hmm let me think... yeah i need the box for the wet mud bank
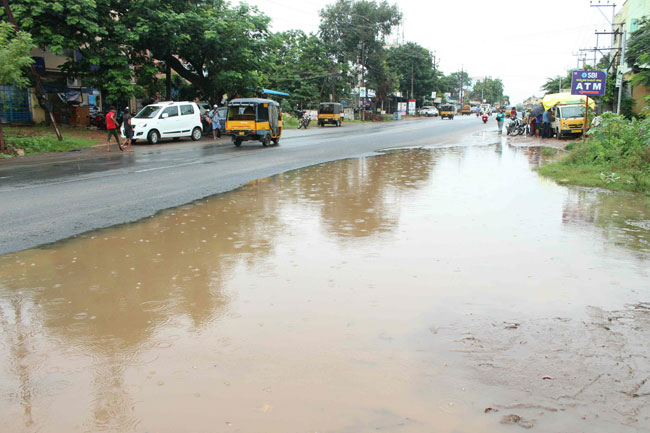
[0,142,649,432]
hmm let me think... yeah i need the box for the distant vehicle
[439,104,455,120]
[418,106,439,117]
[130,101,203,144]
[480,103,491,115]
[317,102,343,127]
[461,105,471,115]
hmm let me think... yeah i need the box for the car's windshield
[560,106,584,119]
[228,104,256,121]
[136,106,162,119]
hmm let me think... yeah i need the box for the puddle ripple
[0,146,649,432]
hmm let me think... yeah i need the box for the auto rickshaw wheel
[272,137,280,145]
[234,138,242,147]
[262,135,270,147]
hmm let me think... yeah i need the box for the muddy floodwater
[1,142,649,432]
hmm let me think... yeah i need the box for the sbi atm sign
[571,70,607,96]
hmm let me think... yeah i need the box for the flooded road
[1,138,649,432]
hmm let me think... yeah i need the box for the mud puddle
[0,144,649,432]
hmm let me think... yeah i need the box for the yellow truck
[542,93,595,139]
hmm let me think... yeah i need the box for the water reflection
[563,188,650,255]
[282,148,436,239]
[0,145,648,432]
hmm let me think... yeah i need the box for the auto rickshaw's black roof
[229,98,279,106]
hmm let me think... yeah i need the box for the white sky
[239,0,619,103]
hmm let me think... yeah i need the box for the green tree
[386,42,434,103]
[263,30,348,108]
[470,77,504,105]
[626,17,650,110]
[437,71,471,103]
[319,0,402,105]
[128,0,271,103]
[541,71,572,94]
[9,0,271,105]
[0,22,34,152]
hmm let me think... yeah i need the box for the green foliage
[319,0,401,105]
[470,77,504,105]
[626,17,650,72]
[0,22,34,87]
[5,133,96,154]
[263,30,345,107]
[385,42,434,102]
[543,113,650,192]
[541,71,572,94]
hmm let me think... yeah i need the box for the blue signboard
[571,70,607,96]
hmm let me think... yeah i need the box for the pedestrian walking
[122,107,133,152]
[496,109,505,134]
[542,108,552,138]
[209,104,221,140]
[105,108,121,152]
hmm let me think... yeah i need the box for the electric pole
[459,65,464,108]
[616,28,626,114]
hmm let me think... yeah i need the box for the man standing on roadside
[105,108,120,152]
[542,108,552,138]
[122,107,133,152]
[496,109,505,134]
[210,104,221,140]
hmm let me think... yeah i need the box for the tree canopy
[2,0,507,112]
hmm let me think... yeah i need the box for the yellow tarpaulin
[542,93,596,110]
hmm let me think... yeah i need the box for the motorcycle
[481,114,488,124]
[507,118,526,136]
[295,110,311,129]
[90,111,106,129]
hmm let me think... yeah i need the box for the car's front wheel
[147,130,160,144]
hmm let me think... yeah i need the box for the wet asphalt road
[0,116,487,254]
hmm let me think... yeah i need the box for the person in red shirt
[105,108,121,152]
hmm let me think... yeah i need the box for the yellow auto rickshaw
[439,104,455,120]
[225,98,282,147]
[317,102,343,127]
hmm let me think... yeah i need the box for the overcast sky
[238,0,619,103]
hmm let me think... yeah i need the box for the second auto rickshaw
[317,102,343,127]
[225,98,283,147]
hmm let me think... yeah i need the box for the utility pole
[459,65,464,108]
[410,64,414,103]
[2,0,62,141]
[616,28,626,114]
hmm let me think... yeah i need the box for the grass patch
[1,124,104,156]
[536,113,650,193]
[537,163,642,192]
[282,116,300,130]
[4,132,98,155]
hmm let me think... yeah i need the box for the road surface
[0,116,487,254]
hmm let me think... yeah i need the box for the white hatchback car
[129,101,203,144]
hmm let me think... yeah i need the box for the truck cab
[550,104,585,139]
